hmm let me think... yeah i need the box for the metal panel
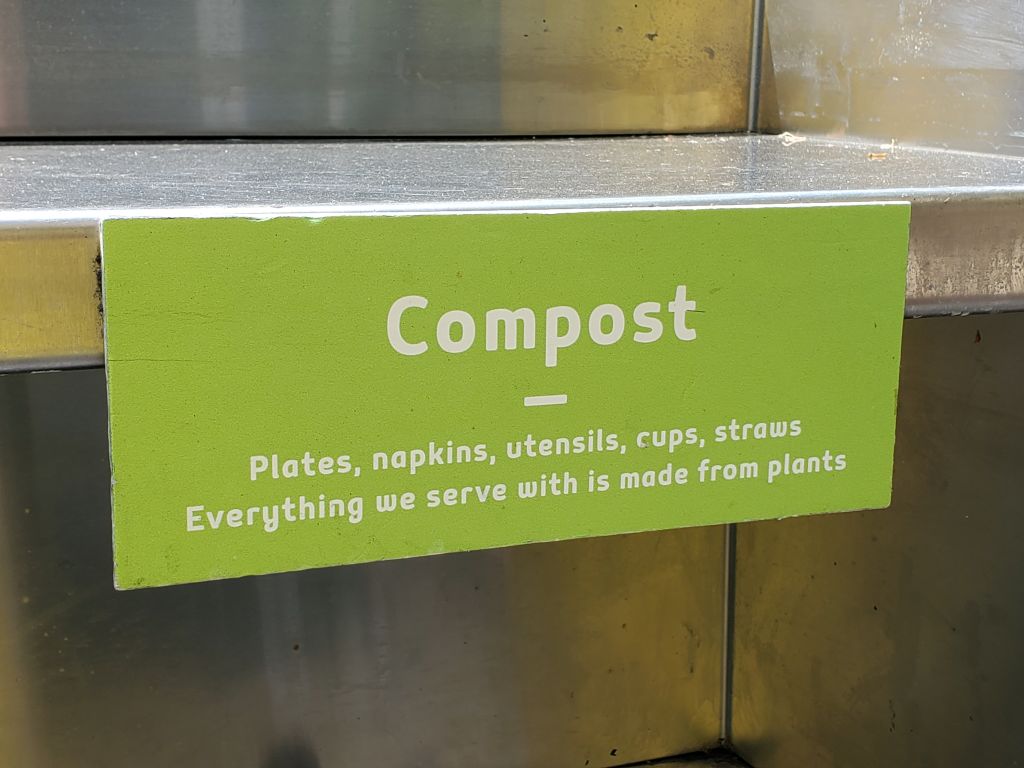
[731,312,1024,767]
[2,135,1023,370]
[0,368,723,767]
[766,0,1024,155]
[0,0,753,137]
[0,228,101,370]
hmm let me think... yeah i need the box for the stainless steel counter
[2,134,1024,371]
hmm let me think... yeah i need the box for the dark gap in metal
[612,746,752,767]
[0,130,752,145]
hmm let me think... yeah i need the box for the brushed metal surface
[0,368,723,766]
[767,0,1024,155]
[2,134,1023,370]
[731,312,1024,767]
[0,0,752,137]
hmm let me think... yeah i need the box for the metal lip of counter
[2,133,1023,372]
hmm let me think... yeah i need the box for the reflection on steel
[767,0,1024,154]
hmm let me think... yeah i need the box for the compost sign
[103,205,909,588]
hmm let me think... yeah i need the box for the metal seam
[720,523,737,744]
[745,0,766,132]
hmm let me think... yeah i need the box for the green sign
[103,205,909,588]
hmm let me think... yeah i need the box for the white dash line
[524,394,568,407]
